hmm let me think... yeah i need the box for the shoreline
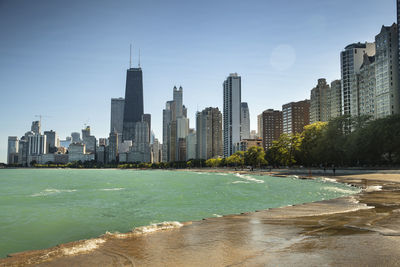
[1,169,400,266]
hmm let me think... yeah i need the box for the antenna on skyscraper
[138,48,141,67]
[129,44,132,68]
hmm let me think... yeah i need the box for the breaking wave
[104,221,183,239]
[234,173,264,184]
[323,186,359,195]
[30,189,77,197]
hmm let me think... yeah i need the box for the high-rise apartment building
[341,42,376,116]
[261,109,283,151]
[108,130,119,163]
[186,129,197,160]
[282,100,310,134]
[196,107,223,160]
[358,54,376,117]
[7,136,19,164]
[223,73,241,157]
[329,80,342,119]
[257,114,263,138]
[123,67,144,142]
[110,97,124,134]
[142,114,151,142]
[240,102,250,140]
[28,134,47,156]
[310,79,330,123]
[375,24,399,118]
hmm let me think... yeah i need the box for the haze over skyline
[0,0,396,163]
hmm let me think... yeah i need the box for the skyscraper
[123,67,144,142]
[329,80,342,119]
[375,24,399,118]
[223,73,241,157]
[310,79,330,123]
[44,130,58,153]
[196,107,223,160]
[261,109,283,151]
[357,54,376,117]
[142,113,151,142]
[282,100,310,135]
[341,42,375,116]
[240,102,250,140]
[110,97,124,134]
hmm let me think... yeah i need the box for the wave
[323,186,358,195]
[364,185,382,192]
[61,238,105,256]
[104,221,183,239]
[231,181,250,184]
[30,188,77,197]
[234,173,264,184]
[99,188,125,191]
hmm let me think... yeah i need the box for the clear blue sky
[0,0,396,163]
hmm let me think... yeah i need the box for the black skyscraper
[123,67,144,141]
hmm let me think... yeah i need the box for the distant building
[375,24,399,118]
[110,97,125,134]
[282,100,310,134]
[358,54,376,117]
[68,143,94,163]
[82,126,96,154]
[44,130,58,153]
[223,73,241,157]
[71,132,81,143]
[310,79,330,124]
[257,114,263,139]
[235,138,263,152]
[329,80,342,119]
[128,121,151,163]
[108,130,119,163]
[98,138,107,146]
[240,102,250,139]
[142,114,151,142]
[341,42,376,116]
[96,145,106,164]
[31,121,41,134]
[119,140,132,154]
[28,134,47,156]
[250,130,257,139]
[151,138,161,163]
[196,107,223,160]
[261,109,283,151]
[123,67,144,142]
[7,136,19,164]
[186,129,197,160]
[18,137,28,166]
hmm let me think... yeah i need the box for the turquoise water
[0,169,359,258]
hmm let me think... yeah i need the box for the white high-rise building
[110,98,125,134]
[240,102,250,140]
[341,42,376,117]
[223,73,241,157]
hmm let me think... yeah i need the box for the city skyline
[0,0,397,163]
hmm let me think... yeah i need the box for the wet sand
[2,169,400,266]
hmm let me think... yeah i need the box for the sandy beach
[1,169,400,266]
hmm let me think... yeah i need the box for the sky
[0,0,396,163]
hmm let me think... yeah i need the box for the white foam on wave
[100,188,125,191]
[61,238,105,256]
[232,181,250,184]
[321,177,338,183]
[323,186,358,195]
[132,221,183,234]
[213,214,222,217]
[234,173,264,184]
[364,185,382,192]
[30,188,77,197]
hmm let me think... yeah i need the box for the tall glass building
[122,68,144,142]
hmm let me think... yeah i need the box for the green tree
[226,151,245,167]
[244,146,267,168]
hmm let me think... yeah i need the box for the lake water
[0,169,359,258]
